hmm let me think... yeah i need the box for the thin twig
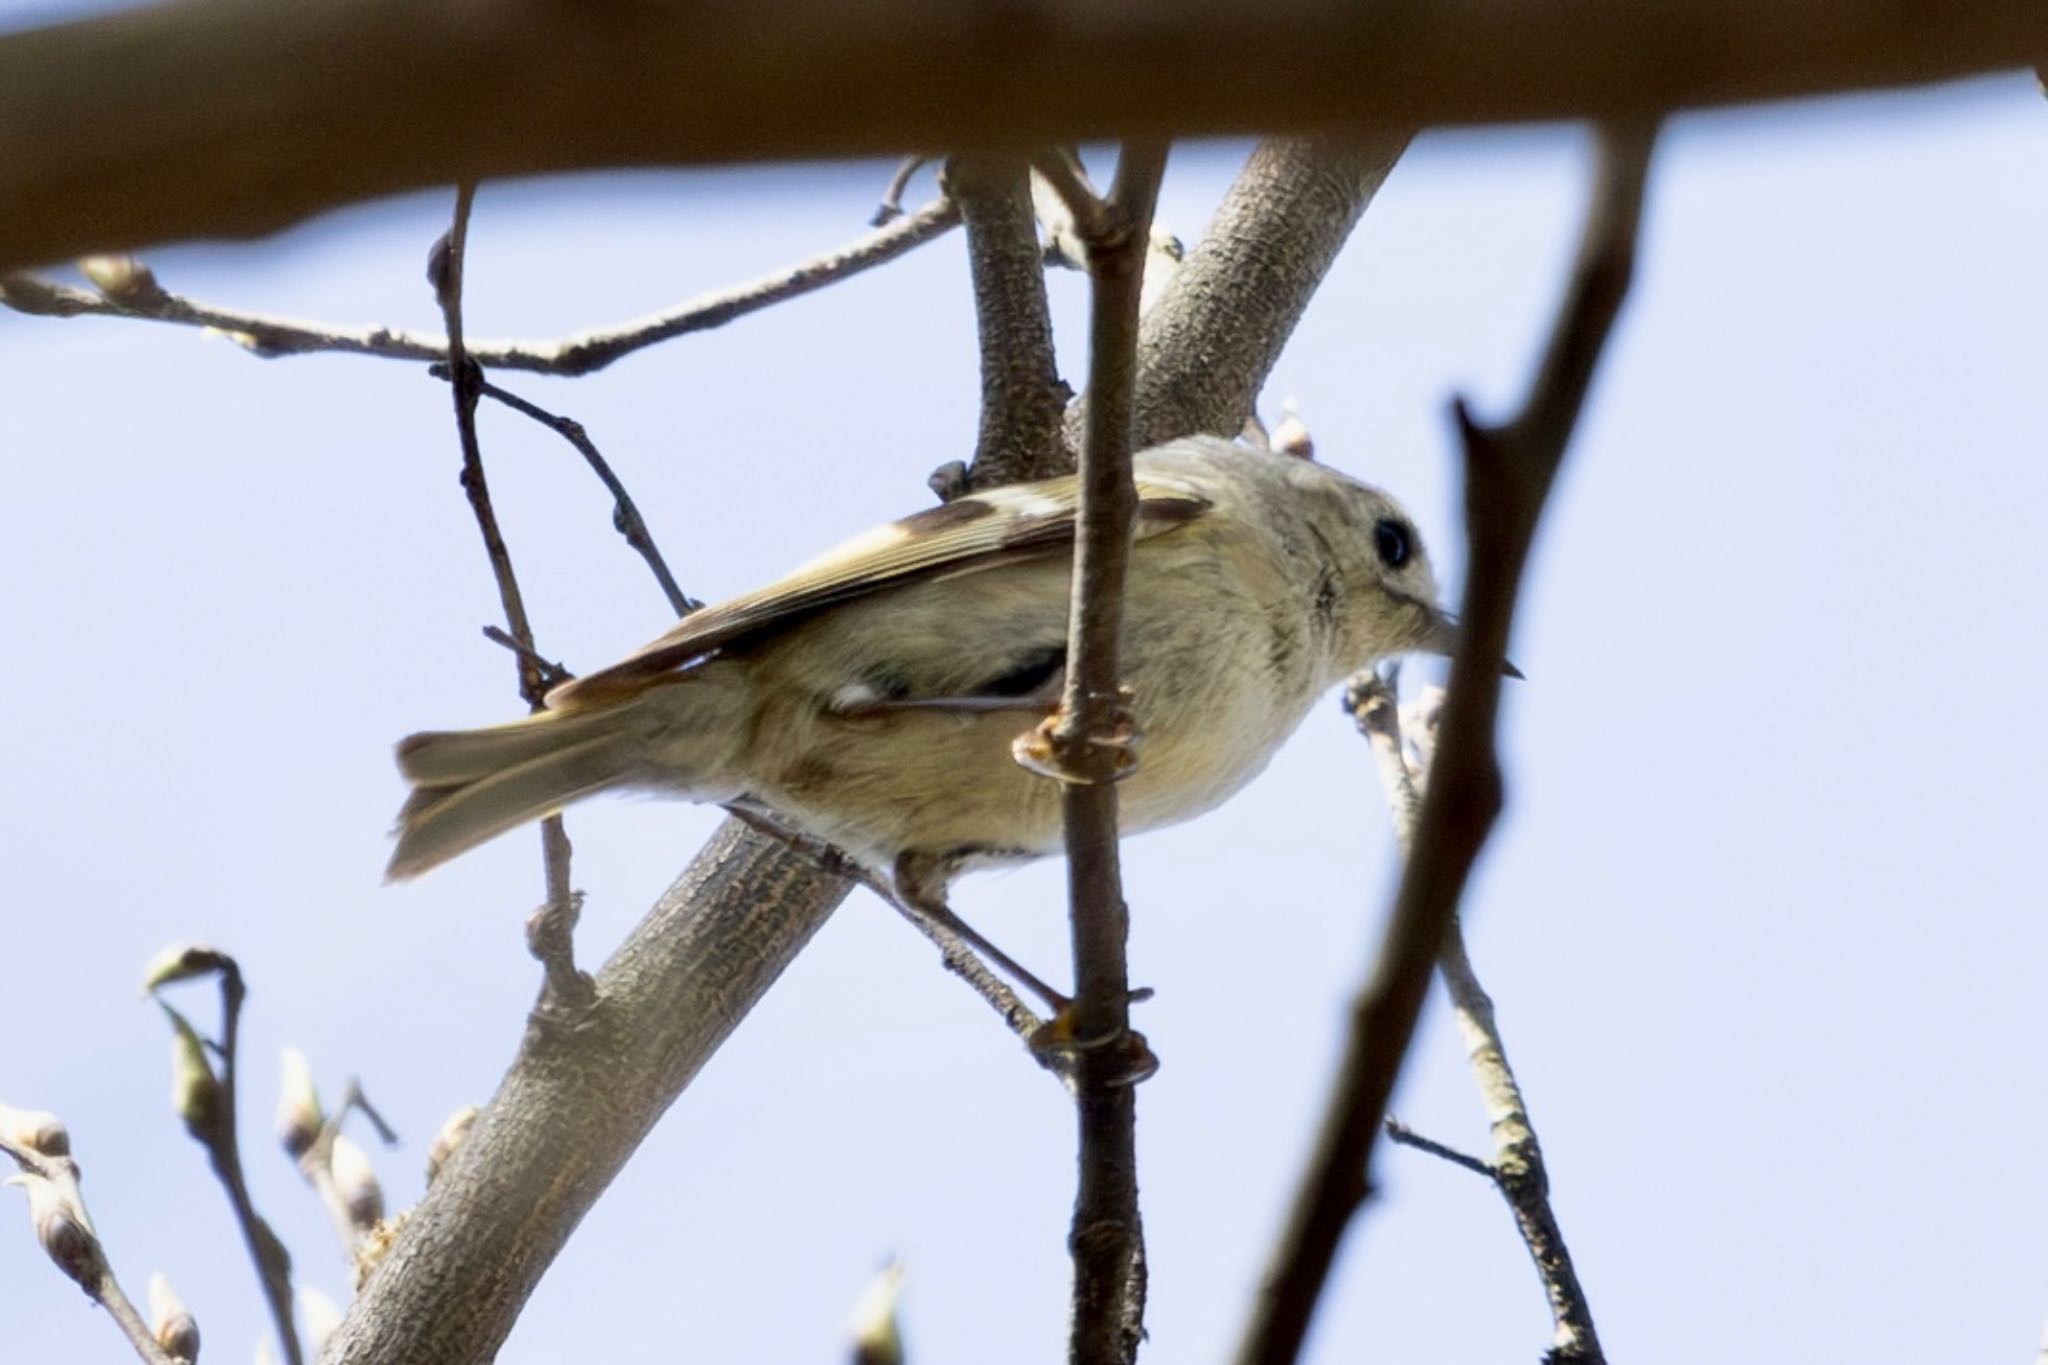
[481,625,573,688]
[1382,1119,1495,1180]
[1,1133,182,1365]
[0,196,961,375]
[1023,141,1170,1365]
[1234,123,1656,1365]
[945,153,1072,493]
[431,185,592,1019]
[887,896,1053,1051]
[452,372,699,615]
[184,963,303,1365]
[870,156,931,226]
[296,1078,400,1257]
[207,965,301,1365]
[720,806,1053,1052]
[1439,931,1604,1360]
[140,949,301,1365]
[1352,673,1606,1362]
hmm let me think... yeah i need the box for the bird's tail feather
[388,707,643,880]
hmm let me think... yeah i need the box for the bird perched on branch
[387,435,1458,900]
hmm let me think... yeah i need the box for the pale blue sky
[2,30,2044,1365]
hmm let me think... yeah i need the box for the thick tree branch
[1234,123,1656,1365]
[947,153,1073,492]
[1352,675,1605,1363]
[1021,143,1169,1365]
[0,0,2036,267]
[0,196,961,374]
[1128,136,1409,446]
[327,820,852,1365]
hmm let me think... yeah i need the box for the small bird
[388,435,1457,898]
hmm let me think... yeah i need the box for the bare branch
[946,154,1072,492]
[1234,123,1657,1365]
[480,626,573,689]
[887,892,1054,1049]
[0,1127,183,1365]
[1437,928,1605,1360]
[294,1078,400,1261]
[326,820,852,1365]
[460,374,700,616]
[1352,674,1606,1363]
[0,0,2034,266]
[1014,142,1170,1365]
[432,186,593,1021]
[1381,1119,1494,1181]
[143,948,303,1365]
[721,807,1056,1051]
[0,196,961,374]
[870,156,933,226]
[1134,136,1409,446]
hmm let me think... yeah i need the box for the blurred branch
[431,186,594,1021]
[1234,123,1657,1365]
[946,153,1072,493]
[326,819,853,1365]
[0,1121,181,1365]
[142,946,302,1365]
[291,1076,400,1262]
[1352,675,1605,1363]
[1021,142,1170,1365]
[0,0,2035,266]
[0,197,961,374]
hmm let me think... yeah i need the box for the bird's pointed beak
[1419,606,1522,679]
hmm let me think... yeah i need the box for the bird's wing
[546,470,1213,708]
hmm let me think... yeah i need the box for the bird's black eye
[1373,517,1412,569]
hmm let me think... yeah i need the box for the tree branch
[143,946,302,1365]
[432,186,593,1020]
[326,820,852,1365]
[459,374,700,616]
[0,0,2035,267]
[1020,142,1169,1365]
[1351,674,1605,1363]
[1233,123,1657,1365]
[2,1118,185,1365]
[0,196,961,374]
[1128,135,1409,446]
[333,112,1390,1365]
[945,153,1072,493]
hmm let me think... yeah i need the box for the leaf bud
[148,1271,201,1362]
[275,1048,323,1161]
[329,1134,384,1230]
